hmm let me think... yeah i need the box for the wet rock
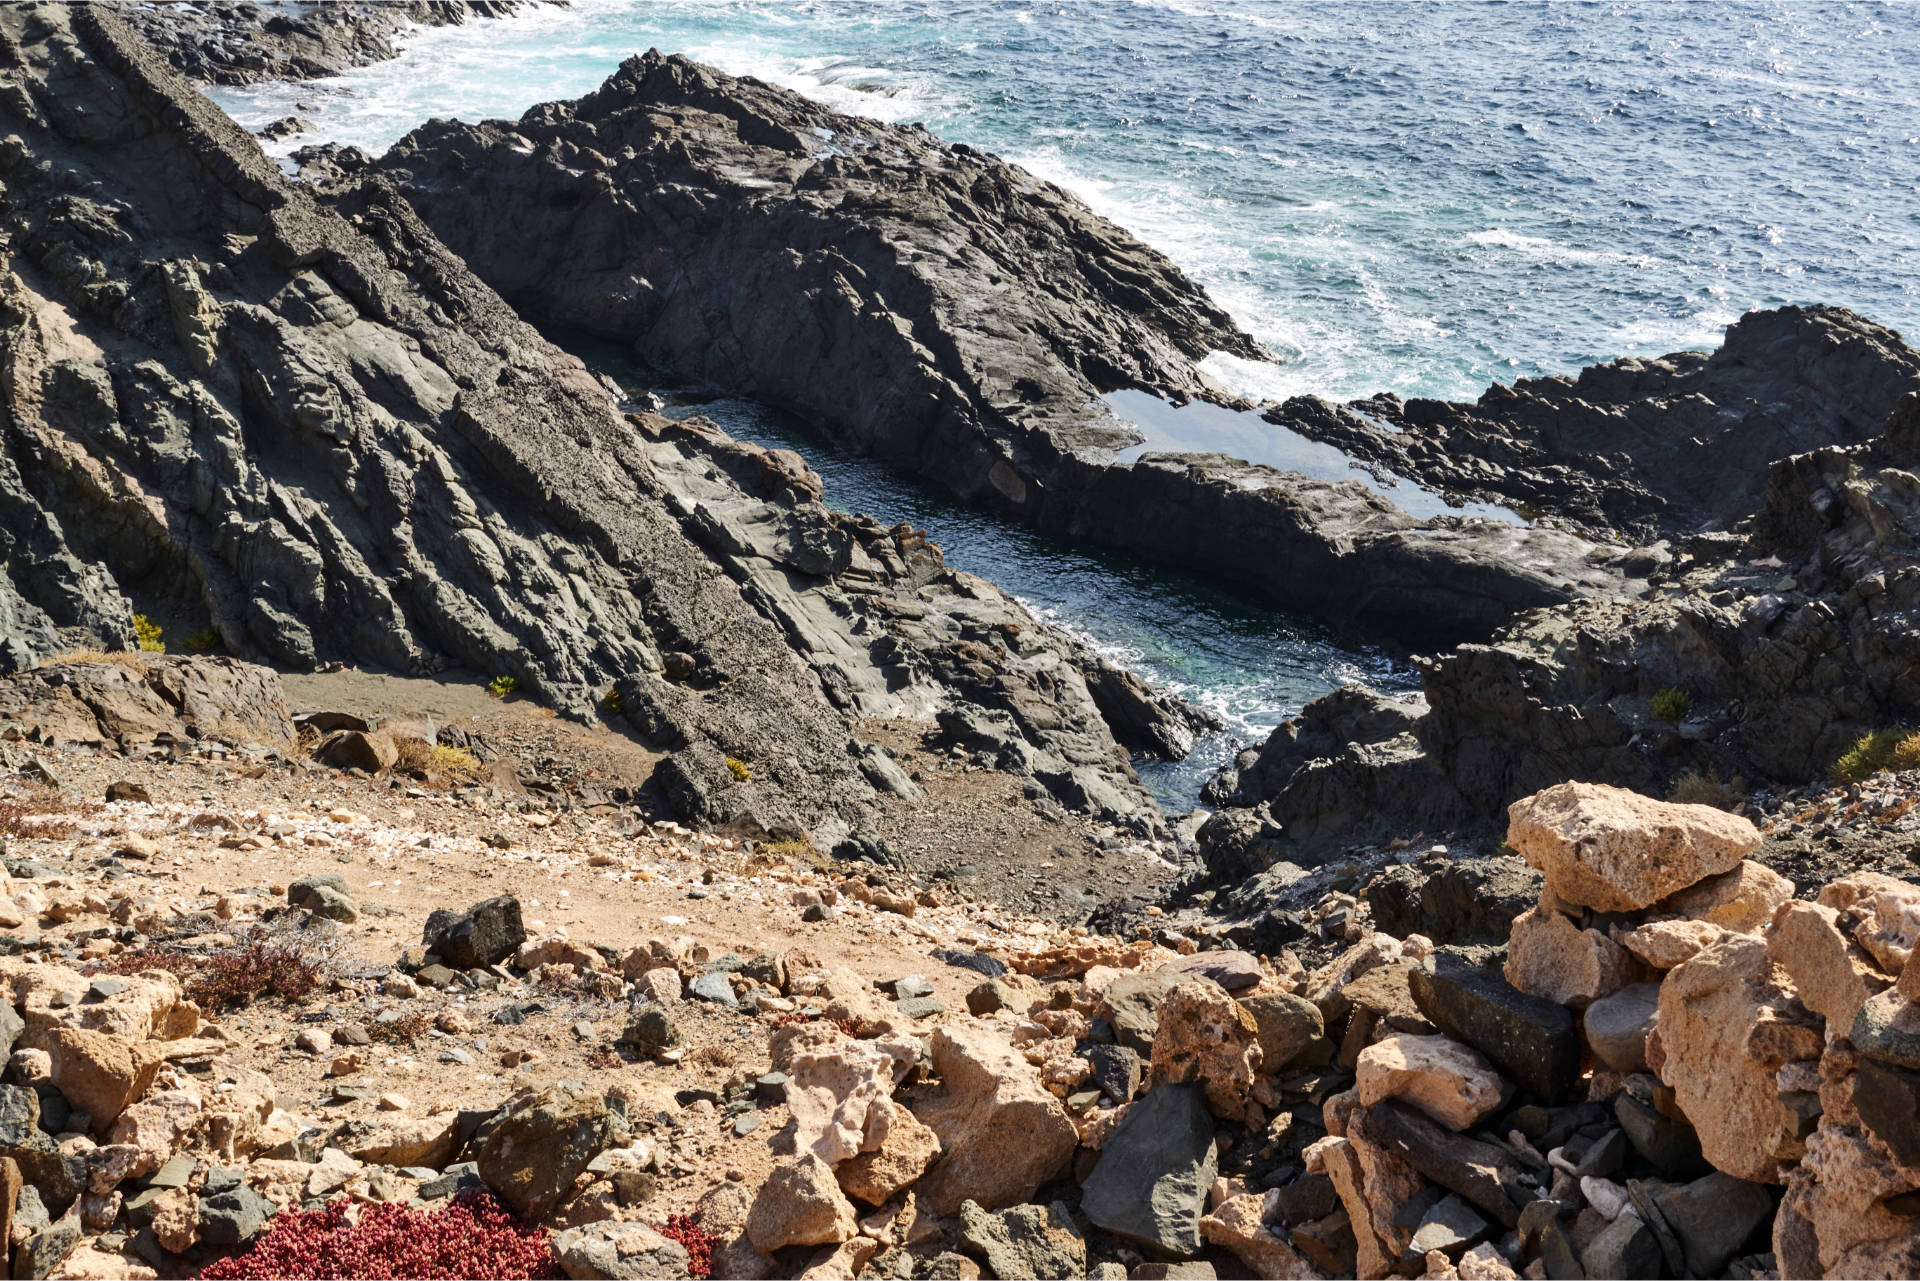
[1355,1033,1508,1132]
[478,1085,622,1216]
[908,1025,1077,1215]
[956,1199,1086,1280]
[1505,782,1761,912]
[1581,983,1660,1074]
[746,1153,857,1252]
[1082,1082,1216,1258]
[424,896,526,971]
[1410,953,1580,1104]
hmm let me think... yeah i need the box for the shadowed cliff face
[0,4,1188,848]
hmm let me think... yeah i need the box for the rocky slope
[362,52,1651,649]
[1264,306,1920,542]
[0,681,1912,1281]
[114,1,531,88]
[0,2,1196,859]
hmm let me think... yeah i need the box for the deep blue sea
[210,0,1920,807]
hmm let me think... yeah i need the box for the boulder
[1645,1171,1776,1277]
[907,1025,1076,1216]
[1505,782,1760,912]
[957,1199,1086,1280]
[1161,951,1264,993]
[479,1085,622,1215]
[554,1221,693,1280]
[1655,859,1793,934]
[745,1153,858,1252]
[1657,934,1815,1182]
[1614,917,1728,969]
[1355,1034,1507,1131]
[45,1029,164,1133]
[1410,954,1579,1104]
[621,1009,682,1058]
[1198,1191,1322,1279]
[835,1104,939,1206]
[1817,872,1920,976]
[342,1115,459,1169]
[1081,1082,1216,1258]
[1581,983,1660,1074]
[1768,900,1889,1036]
[782,1037,916,1164]
[319,729,399,774]
[1148,981,1263,1123]
[1237,991,1324,1074]
[1502,900,1638,1008]
[423,896,526,971]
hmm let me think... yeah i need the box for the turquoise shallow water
[207,1,1920,806]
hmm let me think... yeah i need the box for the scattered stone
[909,1025,1077,1216]
[1085,1043,1141,1103]
[1503,900,1638,1008]
[687,972,739,1009]
[477,1084,621,1216]
[1098,970,1188,1057]
[1199,1190,1321,1279]
[1162,950,1263,992]
[105,782,151,803]
[554,1221,693,1280]
[1238,990,1326,1074]
[197,1184,274,1246]
[1355,1033,1508,1131]
[1082,1081,1216,1257]
[837,1106,939,1207]
[957,1199,1086,1280]
[423,896,526,971]
[1582,983,1661,1074]
[1149,980,1263,1123]
[746,1153,858,1252]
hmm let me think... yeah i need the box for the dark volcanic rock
[376,51,1647,649]
[0,4,1174,848]
[424,896,525,971]
[1080,1081,1216,1258]
[1267,305,1920,541]
[1409,952,1580,1105]
[117,1,527,87]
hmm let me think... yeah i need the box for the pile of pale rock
[721,781,1920,1281]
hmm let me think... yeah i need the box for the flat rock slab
[1506,782,1760,912]
[1410,954,1579,1105]
[1082,1082,1216,1258]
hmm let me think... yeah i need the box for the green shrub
[1649,687,1691,722]
[725,756,752,782]
[133,614,165,653]
[1830,728,1920,784]
[488,674,519,698]
[183,627,222,653]
[601,687,624,715]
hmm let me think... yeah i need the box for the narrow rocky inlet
[0,3,1912,1280]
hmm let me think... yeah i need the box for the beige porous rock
[1655,859,1794,934]
[1614,918,1727,970]
[103,1089,202,1179]
[745,1153,859,1253]
[1818,872,1920,976]
[906,1024,1077,1215]
[1149,980,1264,1123]
[696,1181,773,1281]
[1657,934,1819,1182]
[836,1103,940,1206]
[1506,782,1760,912]
[1767,899,1891,1035]
[783,1037,917,1163]
[1355,1033,1508,1131]
[1199,1191,1322,1279]
[45,1028,165,1132]
[1503,900,1638,1008]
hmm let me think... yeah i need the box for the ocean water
[207,1,1920,806]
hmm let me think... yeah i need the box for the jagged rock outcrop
[368,51,1650,648]
[0,3,1178,848]
[1267,306,1920,541]
[115,1,529,87]
[1200,390,1920,872]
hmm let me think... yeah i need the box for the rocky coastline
[0,4,1915,1279]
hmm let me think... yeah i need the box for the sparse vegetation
[756,837,816,861]
[1667,769,1748,811]
[1830,727,1920,785]
[393,737,482,778]
[601,687,624,714]
[184,626,223,653]
[1650,687,1691,722]
[659,1215,717,1280]
[93,928,331,1010]
[725,756,752,782]
[488,674,519,698]
[35,648,150,671]
[200,1192,558,1280]
[133,614,165,652]
[0,789,86,839]
[365,1007,434,1045]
